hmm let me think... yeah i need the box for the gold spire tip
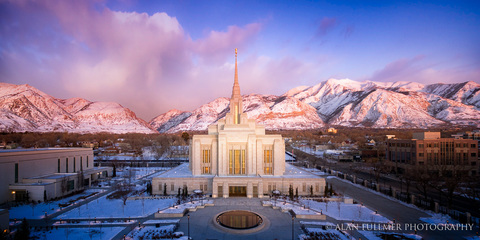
[235,48,237,55]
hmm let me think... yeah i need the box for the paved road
[327,177,478,240]
[328,161,480,217]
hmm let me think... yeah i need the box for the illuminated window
[202,149,211,174]
[264,149,273,175]
[229,149,245,175]
[234,104,239,124]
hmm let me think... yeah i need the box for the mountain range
[1,79,479,134]
[0,83,155,133]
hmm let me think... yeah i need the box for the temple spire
[230,48,243,124]
[232,48,240,98]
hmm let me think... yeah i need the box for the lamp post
[291,216,295,240]
[187,214,190,240]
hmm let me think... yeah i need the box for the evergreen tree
[324,183,329,197]
[289,185,294,200]
[177,188,181,198]
[146,182,152,195]
[295,187,298,199]
[310,185,313,196]
[112,164,117,177]
[163,183,167,196]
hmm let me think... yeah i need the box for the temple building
[152,49,325,198]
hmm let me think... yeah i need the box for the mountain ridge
[150,79,480,133]
[0,82,156,134]
[1,79,479,134]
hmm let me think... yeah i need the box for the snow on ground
[300,221,335,227]
[263,200,319,216]
[464,236,480,240]
[116,167,167,180]
[56,195,176,219]
[358,231,422,240]
[160,200,214,214]
[300,167,328,176]
[263,198,389,223]
[143,219,180,224]
[9,189,105,219]
[419,213,459,224]
[126,225,178,240]
[53,220,136,226]
[299,227,352,240]
[30,226,125,240]
[300,199,390,223]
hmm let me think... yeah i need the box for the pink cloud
[369,55,480,84]
[370,55,425,82]
[0,0,267,120]
[192,23,262,64]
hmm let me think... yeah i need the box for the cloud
[370,55,425,82]
[0,0,269,120]
[192,23,262,64]
[315,17,337,38]
[369,55,480,84]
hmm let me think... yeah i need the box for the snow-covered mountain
[2,80,479,134]
[149,94,324,133]
[0,83,156,133]
[151,79,480,132]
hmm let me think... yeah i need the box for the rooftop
[154,163,322,179]
[0,148,91,156]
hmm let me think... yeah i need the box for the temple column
[247,181,253,198]
[223,183,229,198]
[212,181,218,198]
[258,181,264,198]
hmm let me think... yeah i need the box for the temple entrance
[229,186,247,197]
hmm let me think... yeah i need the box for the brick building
[386,132,479,176]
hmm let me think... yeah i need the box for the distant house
[315,144,332,151]
[327,127,338,134]
[325,150,353,162]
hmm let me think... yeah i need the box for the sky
[1,0,479,120]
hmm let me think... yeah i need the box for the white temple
[152,49,325,198]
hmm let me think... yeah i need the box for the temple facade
[152,49,325,198]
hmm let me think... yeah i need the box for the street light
[187,214,190,240]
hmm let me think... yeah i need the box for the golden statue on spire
[235,48,237,56]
